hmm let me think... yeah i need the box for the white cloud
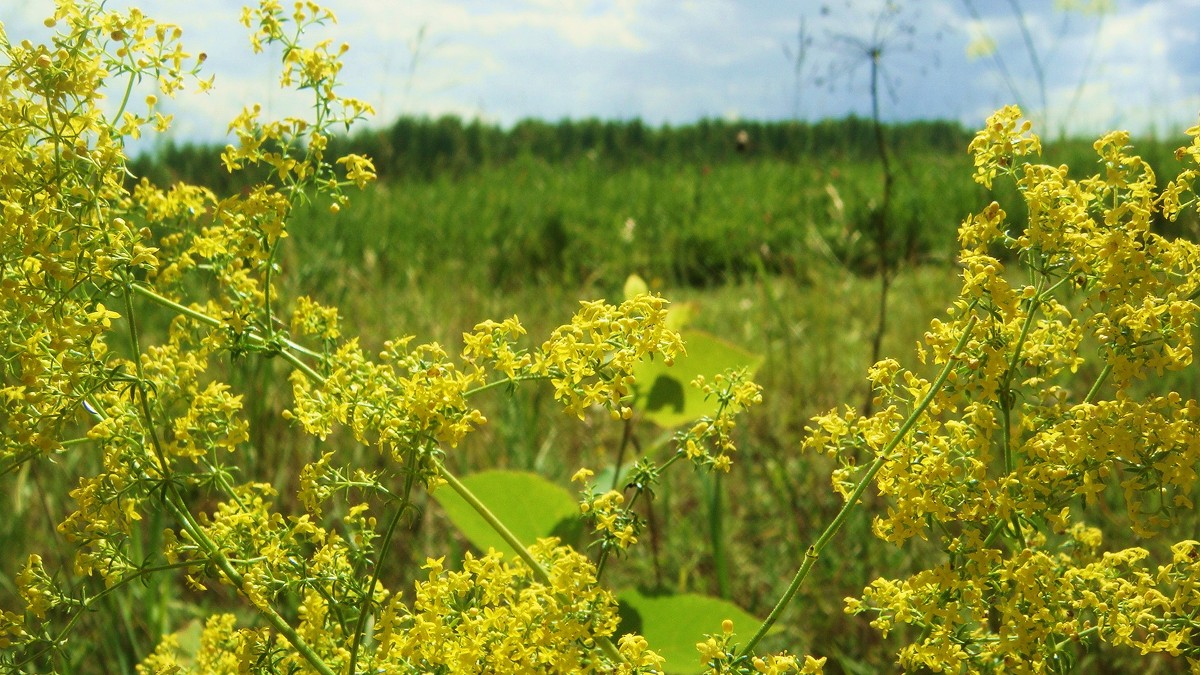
[2,0,1197,140]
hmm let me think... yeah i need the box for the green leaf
[617,589,763,673]
[633,329,763,428]
[623,273,649,300]
[431,470,579,558]
[665,301,698,331]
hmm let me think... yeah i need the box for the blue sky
[5,0,1200,144]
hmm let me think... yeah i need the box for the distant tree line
[129,115,973,193]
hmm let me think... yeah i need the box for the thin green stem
[347,500,407,675]
[111,70,138,129]
[1054,625,1100,651]
[199,457,248,512]
[462,374,550,398]
[707,472,730,599]
[278,348,324,384]
[1083,362,1112,404]
[263,242,280,340]
[130,283,323,366]
[438,461,550,582]
[595,546,613,583]
[982,518,1008,548]
[123,286,172,476]
[12,560,200,671]
[611,417,635,492]
[739,314,978,657]
[999,279,1045,475]
[123,284,334,675]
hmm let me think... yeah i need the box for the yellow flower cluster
[695,619,826,674]
[0,0,204,480]
[290,294,342,341]
[3,2,754,672]
[287,294,684,488]
[535,295,685,419]
[813,107,1200,668]
[579,487,641,551]
[367,541,659,672]
[679,369,764,472]
[227,1,373,188]
[142,540,669,673]
[966,104,1042,189]
[23,0,1200,671]
[461,315,532,380]
[285,337,486,489]
[848,533,1200,670]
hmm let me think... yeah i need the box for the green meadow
[7,111,1197,671]
[117,117,1200,670]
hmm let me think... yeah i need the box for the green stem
[111,70,138,131]
[462,374,550,398]
[347,501,407,675]
[438,462,550,582]
[594,547,612,582]
[130,283,323,365]
[123,285,334,675]
[611,417,635,492]
[12,561,199,671]
[705,472,730,599]
[982,518,1008,548]
[1054,625,1100,651]
[123,287,172,475]
[278,348,324,385]
[437,461,625,666]
[999,279,1045,475]
[739,314,978,657]
[263,242,280,340]
[1083,362,1112,404]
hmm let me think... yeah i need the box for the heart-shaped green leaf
[617,588,764,673]
[432,470,579,558]
[633,329,763,428]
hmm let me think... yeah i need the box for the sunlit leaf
[624,273,650,300]
[432,470,578,558]
[633,329,763,428]
[617,588,764,673]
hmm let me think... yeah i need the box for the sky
[4,0,1200,146]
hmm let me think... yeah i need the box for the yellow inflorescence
[814,106,1200,669]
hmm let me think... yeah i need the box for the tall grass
[11,118,1198,671]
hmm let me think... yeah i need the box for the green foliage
[5,1,1200,674]
[430,470,579,558]
[617,589,765,673]
[634,330,764,429]
[134,114,975,188]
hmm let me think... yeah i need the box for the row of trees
[131,115,973,191]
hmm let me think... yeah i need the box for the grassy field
[8,124,1200,671]
[264,154,967,669]
[264,136,1197,669]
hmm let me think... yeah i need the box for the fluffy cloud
[2,0,1197,145]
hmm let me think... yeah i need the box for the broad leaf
[617,589,764,673]
[432,470,578,558]
[633,329,763,428]
[623,273,650,300]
